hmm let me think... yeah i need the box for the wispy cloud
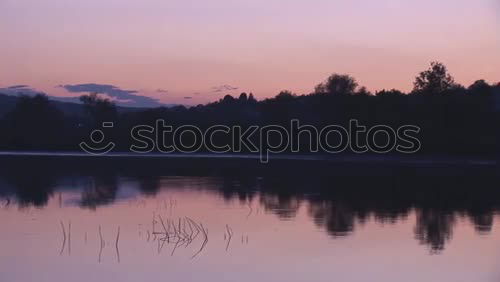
[7,85,30,89]
[60,83,163,107]
[0,85,82,104]
[156,88,168,94]
[0,85,44,96]
[211,84,239,93]
[0,84,177,108]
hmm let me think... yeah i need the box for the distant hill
[0,94,20,117]
[0,93,149,118]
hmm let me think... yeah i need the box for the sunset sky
[1,0,499,106]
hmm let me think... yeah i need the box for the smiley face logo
[79,122,115,155]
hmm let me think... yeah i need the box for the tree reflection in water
[0,157,498,253]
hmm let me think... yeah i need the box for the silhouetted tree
[376,89,405,97]
[413,62,459,94]
[248,93,257,104]
[238,92,248,102]
[356,86,371,96]
[222,94,236,103]
[315,74,358,95]
[79,92,117,123]
[4,94,65,149]
[275,90,296,101]
[468,80,492,97]
[0,61,496,155]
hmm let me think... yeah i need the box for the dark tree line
[0,62,498,155]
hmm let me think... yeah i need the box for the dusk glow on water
[1,169,500,282]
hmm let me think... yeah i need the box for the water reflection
[79,175,119,210]
[0,159,498,254]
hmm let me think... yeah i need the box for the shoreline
[0,151,495,167]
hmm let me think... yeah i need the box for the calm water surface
[0,160,499,282]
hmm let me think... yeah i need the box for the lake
[0,156,499,282]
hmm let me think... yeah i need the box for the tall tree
[413,62,458,94]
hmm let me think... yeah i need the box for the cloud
[0,85,81,104]
[60,83,163,108]
[156,89,168,94]
[0,84,177,108]
[211,84,239,93]
[0,85,44,96]
[183,96,193,99]
[7,85,30,89]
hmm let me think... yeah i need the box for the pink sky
[1,0,499,106]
